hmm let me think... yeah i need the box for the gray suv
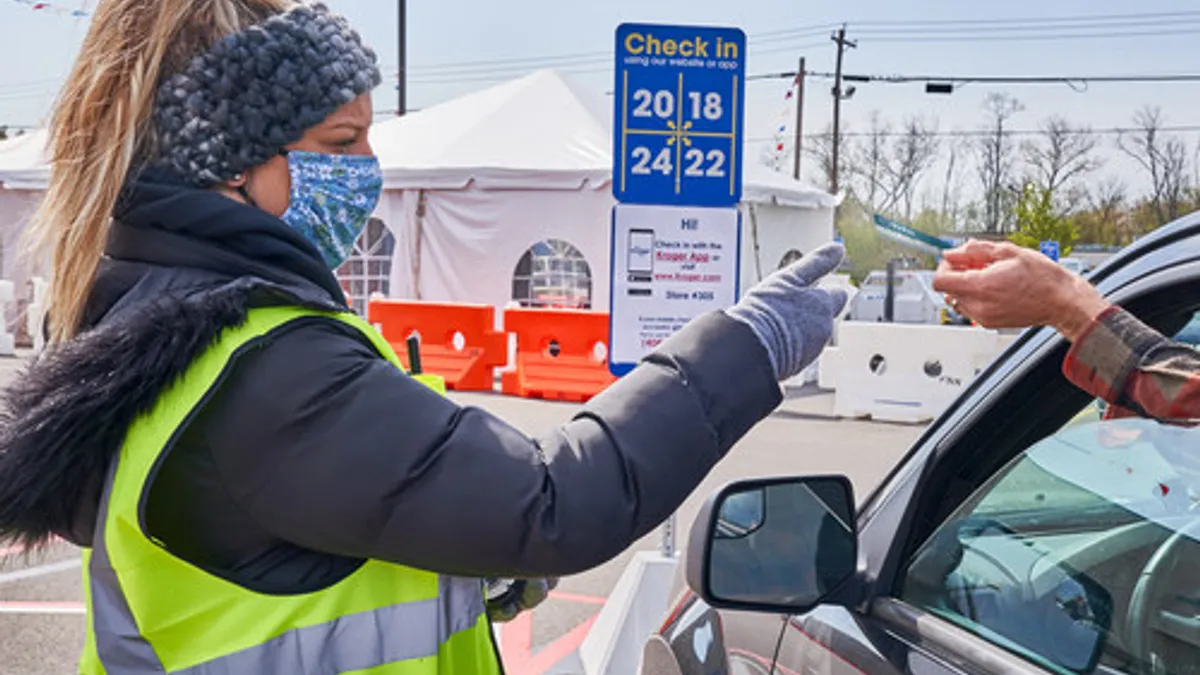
[643,211,1200,675]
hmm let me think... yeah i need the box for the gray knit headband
[152,2,382,187]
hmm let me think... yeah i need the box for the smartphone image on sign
[627,228,655,280]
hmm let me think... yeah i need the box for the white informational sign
[609,203,741,376]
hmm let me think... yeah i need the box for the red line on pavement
[499,611,535,673]
[547,591,606,606]
[526,613,597,675]
[498,607,601,675]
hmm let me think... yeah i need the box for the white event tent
[0,69,838,326]
[369,69,837,317]
[0,129,51,332]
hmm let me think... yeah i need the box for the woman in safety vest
[0,1,847,673]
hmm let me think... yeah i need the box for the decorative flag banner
[8,0,89,17]
[768,78,798,170]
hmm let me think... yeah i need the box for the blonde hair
[24,0,293,343]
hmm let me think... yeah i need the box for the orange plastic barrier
[501,308,617,403]
[367,300,507,391]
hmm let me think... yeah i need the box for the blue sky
[1,0,1198,203]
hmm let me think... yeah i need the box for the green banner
[872,214,953,255]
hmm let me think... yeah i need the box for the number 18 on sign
[613,23,747,207]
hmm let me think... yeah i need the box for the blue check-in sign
[613,23,747,208]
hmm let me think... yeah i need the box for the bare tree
[849,111,889,211]
[847,112,939,220]
[884,116,940,220]
[940,141,962,230]
[1162,139,1189,221]
[1079,176,1130,245]
[805,122,851,195]
[1022,116,1100,210]
[1118,106,1191,225]
[975,93,1024,234]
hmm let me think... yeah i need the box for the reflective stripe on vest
[79,307,504,675]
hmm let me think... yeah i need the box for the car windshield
[975,419,1200,533]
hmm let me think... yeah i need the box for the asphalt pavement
[0,364,923,675]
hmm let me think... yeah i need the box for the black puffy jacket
[0,169,782,593]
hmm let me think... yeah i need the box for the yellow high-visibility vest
[78,306,504,674]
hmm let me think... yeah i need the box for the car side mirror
[686,476,857,615]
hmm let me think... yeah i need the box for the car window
[899,417,1200,675]
[1172,314,1200,349]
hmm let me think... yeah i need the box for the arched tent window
[511,239,592,309]
[336,217,395,315]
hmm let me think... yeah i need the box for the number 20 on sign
[613,24,747,208]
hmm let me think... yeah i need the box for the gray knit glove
[725,242,848,381]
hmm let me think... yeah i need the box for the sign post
[609,24,746,558]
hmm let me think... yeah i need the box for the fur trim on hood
[0,282,272,550]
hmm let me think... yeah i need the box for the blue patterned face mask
[279,150,384,269]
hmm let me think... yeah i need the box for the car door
[775,228,1200,675]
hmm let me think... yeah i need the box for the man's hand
[932,240,1111,342]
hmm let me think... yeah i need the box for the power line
[841,73,1200,84]
[399,30,828,76]
[394,27,1200,85]
[396,42,832,84]
[5,11,1199,101]
[7,12,1196,94]
[404,41,834,87]
[387,10,1200,77]
[803,71,1200,92]
[738,21,842,39]
[854,17,1200,36]
[743,125,1200,143]
[391,25,837,79]
[858,27,1200,43]
[851,9,1200,28]
[396,22,1200,85]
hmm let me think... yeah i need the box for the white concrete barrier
[545,550,679,674]
[576,551,678,675]
[827,322,1017,423]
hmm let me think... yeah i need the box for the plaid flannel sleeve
[1063,306,1200,421]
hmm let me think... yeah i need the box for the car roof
[1085,210,1200,284]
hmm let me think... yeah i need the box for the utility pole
[397,0,407,116]
[830,26,856,194]
[792,57,805,181]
